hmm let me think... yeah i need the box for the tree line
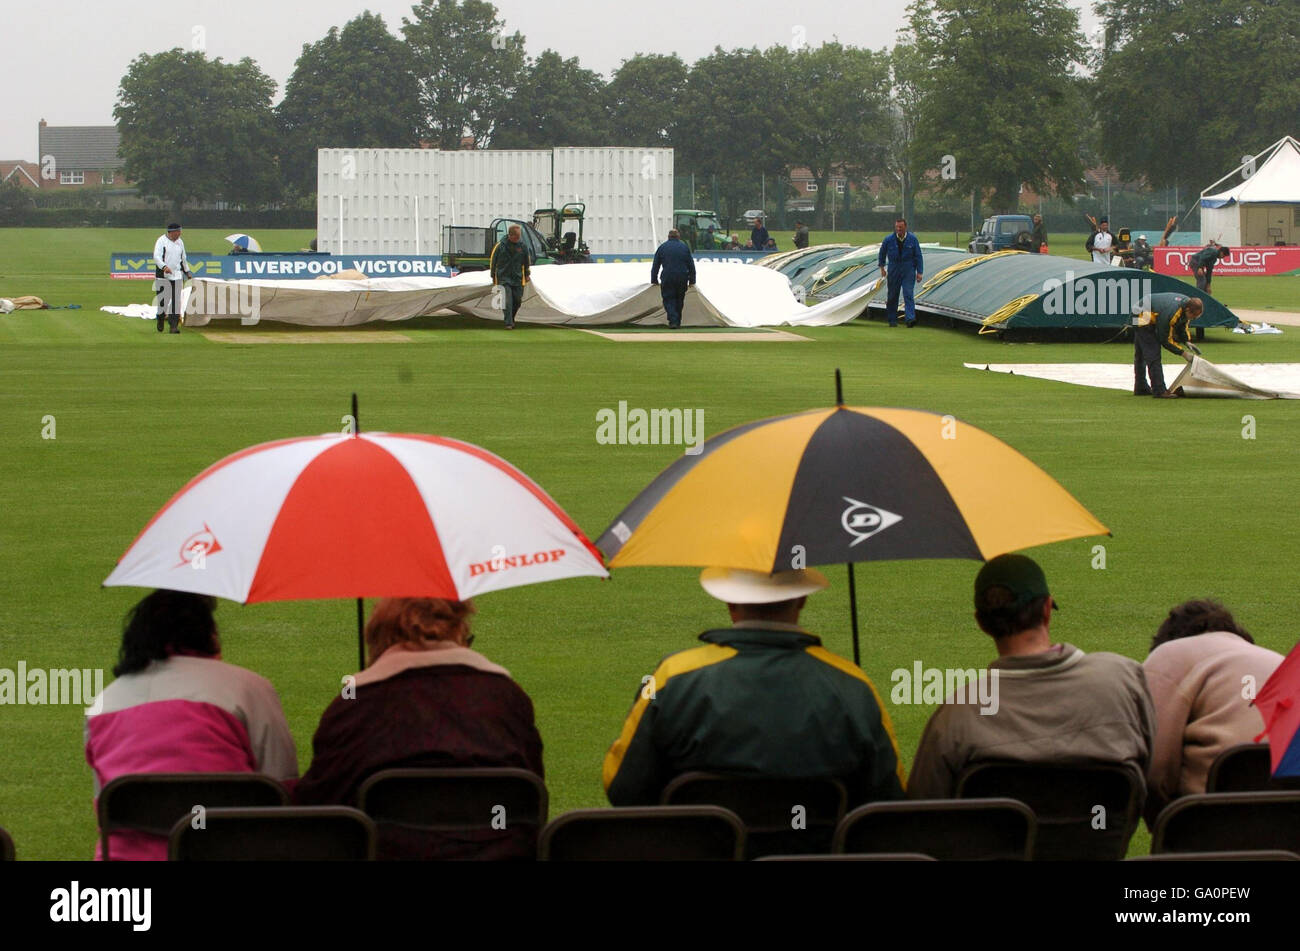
[110,0,1298,224]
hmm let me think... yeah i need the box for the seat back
[98,772,289,860]
[661,772,847,858]
[169,806,376,861]
[1151,791,1300,855]
[356,767,547,860]
[833,798,1035,860]
[1129,850,1300,862]
[539,806,746,861]
[957,761,1140,860]
[757,852,936,862]
[1206,743,1300,793]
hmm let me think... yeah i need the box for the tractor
[441,202,592,272]
[532,202,593,263]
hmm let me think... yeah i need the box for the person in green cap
[907,553,1154,800]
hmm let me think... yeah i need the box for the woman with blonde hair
[294,597,543,859]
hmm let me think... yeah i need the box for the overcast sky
[3,0,1103,161]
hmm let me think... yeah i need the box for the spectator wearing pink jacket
[1142,599,1284,827]
[85,590,297,860]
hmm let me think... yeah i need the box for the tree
[491,50,609,148]
[780,42,894,228]
[115,50,281,216]
[677,47,796,220]
[0,179,35,224]
[605,54,689,147]
[401,0,526,149]
[887,39,927,223]
[1093,0,1300,197]
[907,0,1090,214]
[276,12,422,197]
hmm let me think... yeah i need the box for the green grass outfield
[2,228,1298,859]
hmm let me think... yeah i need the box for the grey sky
[3,0,1103,161]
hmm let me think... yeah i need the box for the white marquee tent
[1200,135,1300,246]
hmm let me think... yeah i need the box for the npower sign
[1155,246,1300,277]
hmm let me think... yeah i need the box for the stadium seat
[356,767,547,860]
[660,772,847,858]
[538,806,746,861]
[0,826,14,861]
[98,772,289,861]
[1150,791,1300,855]
[756,852,936,862]
[1206,743,1300,792]
[168,806,376,861]
[956,762,1141,860]
[832,798,1035,860]
[1128,850,1300,861]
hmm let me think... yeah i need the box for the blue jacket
[750,226,770,250]
[651,238,696,284]
[878,232,924,278]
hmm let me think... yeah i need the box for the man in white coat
[153,222,190,333]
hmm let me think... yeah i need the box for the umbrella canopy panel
[105,432,607,602]
[598,406,1108,573]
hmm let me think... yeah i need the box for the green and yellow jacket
[489,237,531,286]
[603,623,907,806]
[1135,292,1200,357]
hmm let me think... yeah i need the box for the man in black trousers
[1134,293,1203,398]
[650,228,696,329]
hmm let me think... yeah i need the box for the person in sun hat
[603,566,905,809]
[907,553,1155,801]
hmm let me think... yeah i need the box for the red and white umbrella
[104,432,608,603]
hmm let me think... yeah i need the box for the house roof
[38,125,121,170]
[0,161,40,187]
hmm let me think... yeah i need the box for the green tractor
[673,209,735,251]
[532,202,593,263]
[442,202,592,272]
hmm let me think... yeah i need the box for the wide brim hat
[700,567,828,604]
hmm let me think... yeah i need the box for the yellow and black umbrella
[597,378,1109,662]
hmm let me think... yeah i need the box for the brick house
[36,120,124,188]
[0,161,41,188]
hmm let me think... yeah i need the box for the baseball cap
[700,567,828,604]
[166,222,182,232]
[974,554,1057,610]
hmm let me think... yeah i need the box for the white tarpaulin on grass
[182,261,871,329]
[964,357,1300,399]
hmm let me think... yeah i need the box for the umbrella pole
[352,391,364,670]
[356,598,365,670]
[847,562,861,666]
[837,369,859,665]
